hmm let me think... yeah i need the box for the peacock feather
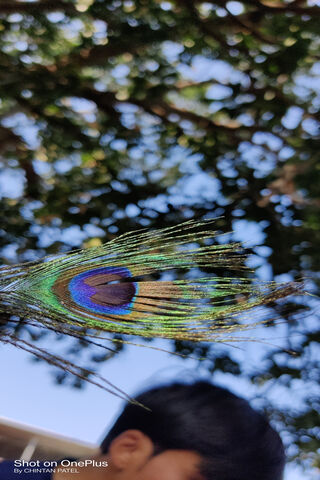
[0,220,300,401]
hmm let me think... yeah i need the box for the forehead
[142,449,204,480]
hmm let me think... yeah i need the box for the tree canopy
[0,0,319,473]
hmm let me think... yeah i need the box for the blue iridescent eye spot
[68,267,138,316]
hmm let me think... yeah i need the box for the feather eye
[55,266,138,316]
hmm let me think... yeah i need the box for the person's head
[100,381,285,480]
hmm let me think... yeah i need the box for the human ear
[108,429,154,472]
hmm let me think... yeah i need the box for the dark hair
[100,381,285,480]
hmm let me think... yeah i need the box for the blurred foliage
[0,0,319,472]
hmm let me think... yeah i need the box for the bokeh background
[0,1,319,478]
